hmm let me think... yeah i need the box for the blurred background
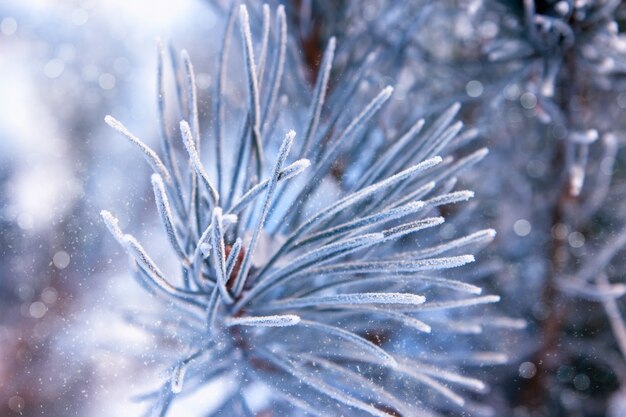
[0,1,223,415]
[2,0,626,416]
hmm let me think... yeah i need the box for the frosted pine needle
[100,4,507,416]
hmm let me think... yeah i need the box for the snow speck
[0,17,18,36]
[519,362,537,379]
[552,223,568,240]
[29,301,47,319]
[42,287,58,305]
[466,80,483,98]
[568,231,585,248]
[573,374,590,391]
[8,395,24,412]
[53,250,71,269]
[513,219,531,237]
[99,73,116,90]
[520,92,537,109]
[44,59,65,79]
[17,212,34,230]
